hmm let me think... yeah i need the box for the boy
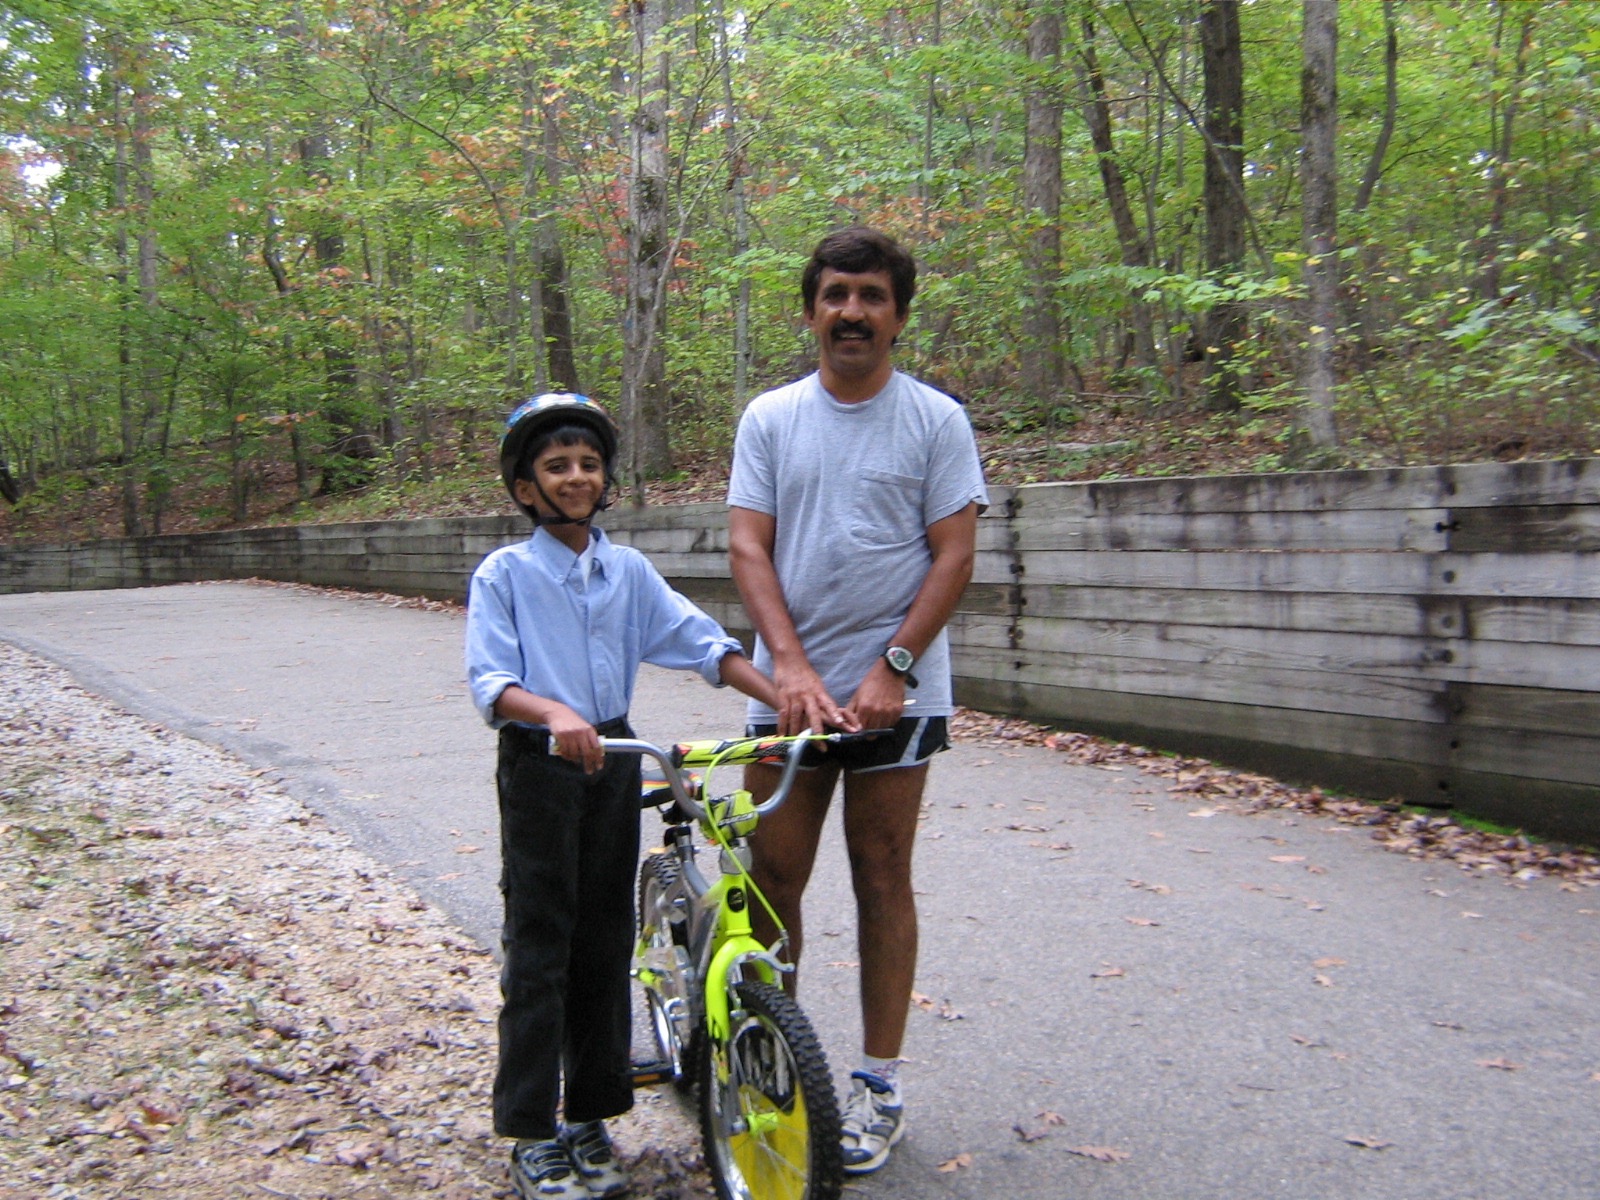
[466,393,777,1199]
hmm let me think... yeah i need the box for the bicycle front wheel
[698,980,842,1200]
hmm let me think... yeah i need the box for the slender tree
[1298,0,1338,451]
[1022,4,1064,409]
[1198,0,1247,412]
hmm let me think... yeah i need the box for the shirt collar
[528,525,615,580]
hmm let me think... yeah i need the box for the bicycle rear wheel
[698,980,842,1200]
[637,852,697,1086]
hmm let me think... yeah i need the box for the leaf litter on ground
[948,710,1600,888]
[0,643,709,1200]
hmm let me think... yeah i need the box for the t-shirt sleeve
[923,406,990,526]
[727,403,776,515]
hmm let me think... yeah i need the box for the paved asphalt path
[3,581,1598,1200]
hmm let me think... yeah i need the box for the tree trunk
[111,53,142,538]
[1299,0,1339,452]
[1476,7,1537,302]
[1022,6,1064,410]
[1199,0,1248,413]
[712,0,752,408]
[623,0,673,496]
[1353,0,1397,213]
[539,98,580,392]
[1076,13,1158,386]
[519,58,550,397]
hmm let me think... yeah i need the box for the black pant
[493,721,640,1140]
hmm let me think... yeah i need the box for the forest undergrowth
[3,373,1595,547]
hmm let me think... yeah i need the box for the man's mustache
[831,321,873,340]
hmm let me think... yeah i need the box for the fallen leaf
[1269,855,1306,863]
[1124,917,1160,927]
[1345,1135,1392,1150]
[1066,1145,1131,1163]
[1090,965,1125,979]
[1036,1110,1066,1126]
[910,991,935,1011]
[1477,1058,1522,1071]
[937,1000,964,1021]
[1013,1122,1048,1143]
[453,844,482,855]
[937,1153,973,1172]
[1314,974,1334,988]
[1312,957,1346,969]
[1461,911,1483,919]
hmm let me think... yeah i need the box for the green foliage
[0,0,1597,527]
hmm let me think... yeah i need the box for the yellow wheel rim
[727,1079,810,1200]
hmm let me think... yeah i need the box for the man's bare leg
[841,764,928,1060]
[744,761,842,992]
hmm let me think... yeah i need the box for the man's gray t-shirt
[727,370,989,723]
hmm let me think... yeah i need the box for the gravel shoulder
[0,643,707,1200]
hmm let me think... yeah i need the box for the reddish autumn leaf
[1477,1058,1522,1071]
[937,1153,973,1172]
[1312,957,1346,969]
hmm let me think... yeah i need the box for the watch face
[885,646,914,673]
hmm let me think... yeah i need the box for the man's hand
[844,658,907,734]
[773,659,855,735]
[545,704,604,774]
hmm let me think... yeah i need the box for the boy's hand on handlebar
[545,706,605,774]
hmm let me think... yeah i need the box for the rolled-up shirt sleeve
[634,562,744,687]
[465,561,525,725]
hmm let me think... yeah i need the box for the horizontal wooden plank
[1017,549,1600,599]
[1450,504,1600,554]
[1017,584,1459,639]
[1448,681,1600,739]
[1013,507,1450,553]
[1013,458,1600,518]
[951,671,1454,768]
[979,613,1600,689]
[952,638,1446,724]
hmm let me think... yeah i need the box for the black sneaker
[510,1138,589,1200]
[562,1120,631,1197]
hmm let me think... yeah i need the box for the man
[727,225,988,1175]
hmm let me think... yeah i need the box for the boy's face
[513,437,606,523]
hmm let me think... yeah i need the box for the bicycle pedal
[629,1060,679,1088]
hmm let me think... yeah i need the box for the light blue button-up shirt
[465,526,742,727]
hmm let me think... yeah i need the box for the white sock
[861,1055,902,1100]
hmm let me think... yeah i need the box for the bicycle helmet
[499,392,619,524]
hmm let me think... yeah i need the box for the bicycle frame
[609,735,813,1038]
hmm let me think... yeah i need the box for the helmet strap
[527,473,612,527]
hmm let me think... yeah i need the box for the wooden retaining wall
[2,458,1596,843]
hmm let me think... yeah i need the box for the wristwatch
[883,645,919,689]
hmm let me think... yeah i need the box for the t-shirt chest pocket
[849,468,925,547]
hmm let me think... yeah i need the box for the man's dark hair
[801,226,918,317]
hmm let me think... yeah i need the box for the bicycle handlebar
[510,724,889,825]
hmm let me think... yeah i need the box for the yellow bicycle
[608,731,872,1200]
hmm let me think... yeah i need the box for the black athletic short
[744,716,949,773]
